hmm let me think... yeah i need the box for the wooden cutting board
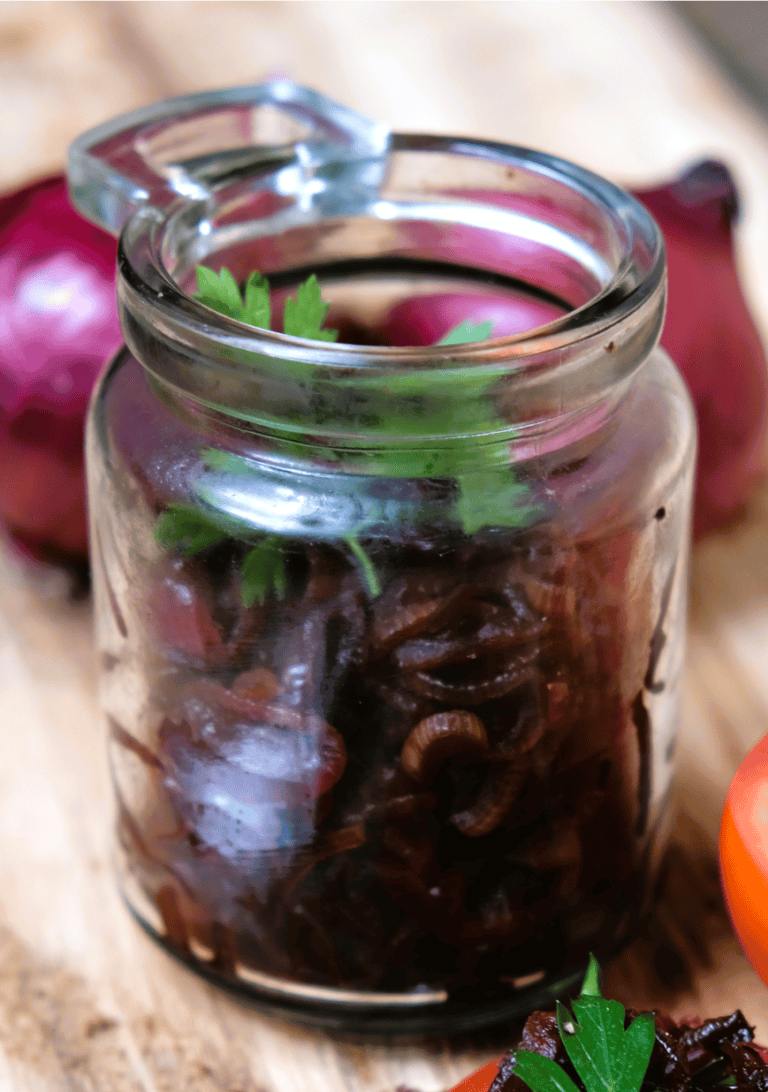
[3,2,768,1089]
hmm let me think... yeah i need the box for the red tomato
[447,1060,501,1092]
[720,734,768,984]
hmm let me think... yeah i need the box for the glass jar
[70,82,695,1031]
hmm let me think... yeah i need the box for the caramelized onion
[517,571,577,621]
[383,792,439,819]
[231,667,284,701]
[314,822,366,857]
[450,761,528,837]
[223,601,266,663]
[316,724,347,795]
[371,678,436,719]
[304,547,346,604]
[394,609,543,673]
[403,654,539,705]
[150,563,226,665]
[513,824,583,898]
[373,593,453,654]
[401,711,488,783]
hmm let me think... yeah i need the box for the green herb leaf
[512,960,657,1092]
[187,287,535,548]
[195,265,245,320]
[153,503,227,556]
[511,1051,582,1092]
[345,534,382,597]
[580,954,602,998]
[195,263,338,344]
[241,536,287,607]
[200,447,254,474]
[242,270,271,329]
[454,468,534,535]
[437,318,494,346]
[283,274,338,342]
[557,989,656,1092]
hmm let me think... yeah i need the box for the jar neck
[116,134,666,462]
[121,282,664,475]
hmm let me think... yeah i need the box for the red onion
[633,161,768,538]
[380,162,768,539]
[378,290,565,346]
[0,174,120,560]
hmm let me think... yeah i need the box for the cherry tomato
[720,733,768,984]
[447,1060,501,1092]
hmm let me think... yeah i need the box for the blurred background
[0,3,763,177]
[2,0,768,319]
[4,4,768,1090]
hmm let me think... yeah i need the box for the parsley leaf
[437,318,494,346]
[194,265,337,343]
[511,1053,581,1092]
[195,265,245,320]
[165,275,535,593]
[242,270,271,328]
[511,957,656,1092]
[454,469,534,535]
[283,274,338,341]
[153,503,227,556]
[579,954,602,998]
[556,992,655,1092]
[200,447,252,474]
[241,537,287,607]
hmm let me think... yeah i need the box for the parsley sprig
[195,264,337,342]
[512,957,656,1092]
[155,267,350,605]
[283,275,338,341]
[155,503,226,556]
[154,265,532,603]
[436,318,493,346]
[241,536,287,607]
[194,263,532,538]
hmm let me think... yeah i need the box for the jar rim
[120,135,663,356]
[115,133,666,439]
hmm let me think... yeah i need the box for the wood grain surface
[3,2,768,1089]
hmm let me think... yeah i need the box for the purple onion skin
[378,292,565,347]
[380,162,768,540]
[634,161,768,539]
[0,174,120,559]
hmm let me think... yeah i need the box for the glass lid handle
[67,80,392,236]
